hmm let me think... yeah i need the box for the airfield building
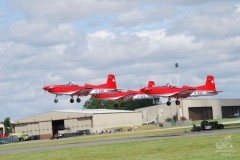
[13,99,240,139]
[135,99,240,122]
[13,109,142,139]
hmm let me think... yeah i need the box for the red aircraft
[92,90,153,107]
[43,74,118,103]
[140,75,222,106]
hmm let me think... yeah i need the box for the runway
[0,128,239,155]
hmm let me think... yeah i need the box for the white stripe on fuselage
[190,91,217,97]
[132,94,153,100]
[148,93,179,97]
[89,89,118,95]
[48,91,77,95]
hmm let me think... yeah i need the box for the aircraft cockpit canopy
[68,82,78,86]
[165,83,177,88]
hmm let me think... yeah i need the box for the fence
[0,135,19,144]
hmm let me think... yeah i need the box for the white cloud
[4,20,76,46]
[0,0,240,121]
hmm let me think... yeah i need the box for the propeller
[43,81,48,92]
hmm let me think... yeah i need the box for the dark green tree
[83,97,118,109]
[84,97,158,110]
[3,117,13,133]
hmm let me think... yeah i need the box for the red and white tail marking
[107,74,117,89]
[205,75,216,91]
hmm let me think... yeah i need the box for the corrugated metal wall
[92,112,142,132]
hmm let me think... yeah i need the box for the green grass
[0,121,239,151]
[192,118,240,125]
[224,123,240,129]
[0,127,191,151]
[1,132,240,160]
[1,121,239,160]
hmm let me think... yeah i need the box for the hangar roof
[13,109,137,124]
[54,109,135,114]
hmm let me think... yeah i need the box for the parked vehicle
[191,120,224,132]
[11,133,33,141]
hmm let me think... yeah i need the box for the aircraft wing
[73,88,93,96]
[73,88,120,96]
[116,93,137,102]
[171,89,195,99]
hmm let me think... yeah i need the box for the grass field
[192,118,240,125]
[0,127,190,151]
[1,131,239,160]
[0,120,239,160]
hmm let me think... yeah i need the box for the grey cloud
[170,3,240,39]
[8,0,136,23]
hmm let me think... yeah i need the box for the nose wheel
[54,95,58,103]
[114,104,119,108]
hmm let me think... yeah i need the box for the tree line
[0,117,13,134]
[83,97,159,110]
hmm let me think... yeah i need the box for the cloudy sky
[0,0,240,121]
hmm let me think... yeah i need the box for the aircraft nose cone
[43,86,54,91]
[43,86,49,91]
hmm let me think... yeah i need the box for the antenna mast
[175,63,179,85]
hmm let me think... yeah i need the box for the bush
[165,117,172,122]
[181,116,187,121]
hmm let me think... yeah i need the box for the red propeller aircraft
[140,75,222,106]
[43,74,118,103]
[92,90,153,107]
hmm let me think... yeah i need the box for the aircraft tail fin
[107,74,117,89]
[205,75,216,91]
[148,81,155,87]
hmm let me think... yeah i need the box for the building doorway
[188,107,213,120]
[52,120,64,137]
[222,106,240,118]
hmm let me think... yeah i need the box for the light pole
[175,63,182,123]
[175,63,179,85]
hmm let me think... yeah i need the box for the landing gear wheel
[54,99,58,103]
[167,101,171,106]
[76,98,81,103]
[176,100,180,105]
[114,104,118,108]
[70,99,74,103]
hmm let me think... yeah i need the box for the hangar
[13,109,142,139]
[135,99,240,122]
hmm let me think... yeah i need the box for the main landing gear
[175,100,180,105]
[114,103,125,108]
[53,95,81,103]
[70,96,81,103]
[76,97,81,103]
[166,99,180,106]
